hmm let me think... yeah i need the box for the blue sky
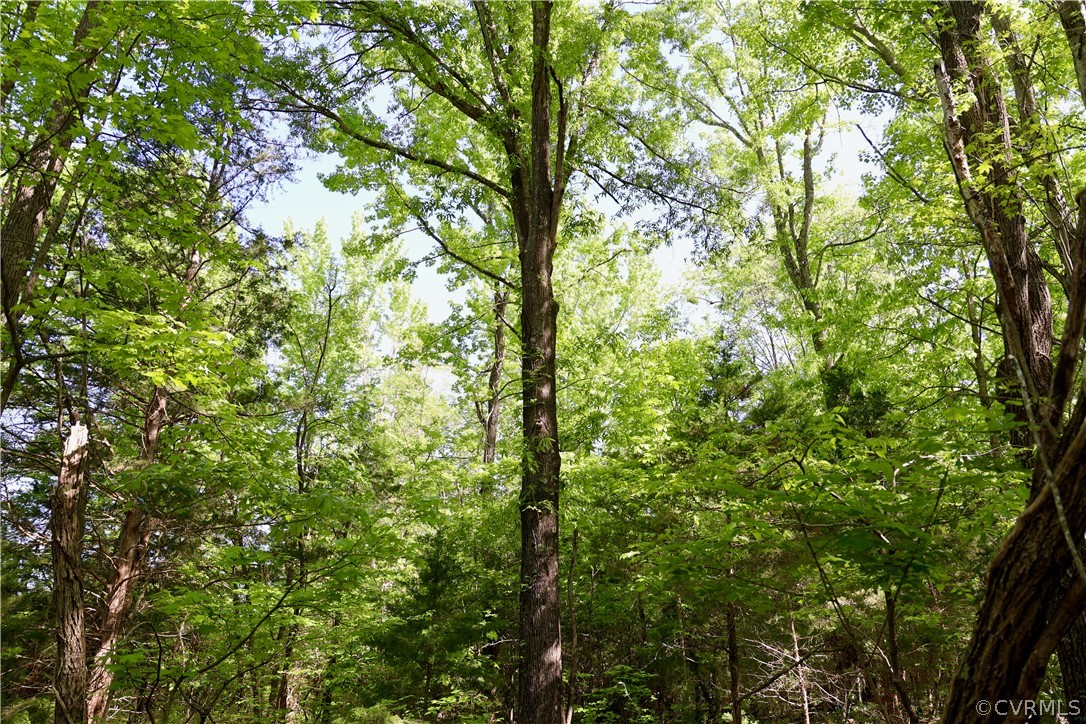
[245,150,702,325]
[246,115,880,326]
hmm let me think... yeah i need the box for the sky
[246,115,882,328]
[246,150,704,325]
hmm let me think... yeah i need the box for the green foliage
[4,0,1081,721]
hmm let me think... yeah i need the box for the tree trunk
[753,123,825,358]
[87,387,166,721]
[563,528,578,724]
[1051,9,1086,718]
[1,0,103,319]
[515,3,563,722]
[939,461,1086,724]
[1057,564,1086,724]
[483,288,508,465]
[86,506,153,721]
[934,4,1086,721]
[52,422,90,724]
[934,1,1053,417]
[728,600,742,724]
[884,590,920,724]
[1058,1,1086,106]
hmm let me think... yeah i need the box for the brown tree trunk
[87,237,213,719]
[935,4,1086,721]
[935,2,1053,409]
[939,460,1086,723]
[52,422,90,724]
[1058,1,1086,106]
[86,506,153,721]
[87,387,166,721]
[515,3,563,722]
[1,0,103,319]
[1057,566,1086,724]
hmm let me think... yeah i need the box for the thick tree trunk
[516,170,563,724]
[516,3,563,722]
[87,387,166,721]
[52,422,90,724]
[939,455,1086,723]
[935,4,1086,721]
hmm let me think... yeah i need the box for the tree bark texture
[563,528,578,724]
[935,3,1086,721]
[516,3,563,722]
[1058,1,1086,107]
[1057,574,1086,724]
[52,422,90,724]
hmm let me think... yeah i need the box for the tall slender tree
[261,3,653,717]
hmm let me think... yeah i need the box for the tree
[2,3,292,718]
[752,1,1086,717]
[1,0,107,330]
[9,3,1086,721]
[261,3,653,718]
[932,2,1086,720]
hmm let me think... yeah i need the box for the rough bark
[1,0,103,319]
[515,4,563,722]
[933,47,1053,421]
[991,8,1077,297]
[935,3,1086,721]
[52,422,90,724]
[939,453,1086,723]
[1057,570,1086,724]
[1058,1,1086,107]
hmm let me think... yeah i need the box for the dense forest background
[2,1,1086,723]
